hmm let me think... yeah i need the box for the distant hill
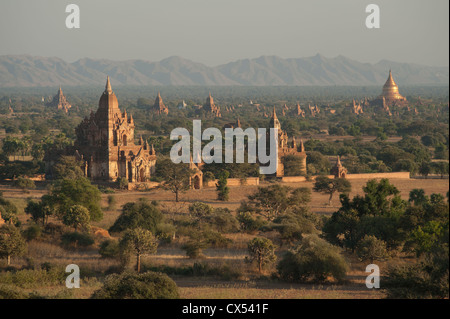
[0,54,448,87]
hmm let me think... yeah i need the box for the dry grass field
[0,177,448,299]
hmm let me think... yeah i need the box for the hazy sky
[0,0,448,66]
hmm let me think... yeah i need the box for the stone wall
[344,172,410,180]
[281,172,411,183]
[204,177,260,188]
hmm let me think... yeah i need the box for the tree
[49,177,103,222]
[246,237,277,273]
[244,185,310,221]
[119,227,158,273]
[277,235,349,283]
[313,176,352,206]
[282,155,306,176]
[0,225,27,265]
[52,156,84,180]
[189,202,214,222]
[323,179,407,251]
[62,205,91,232]
[419,161,431,178]
[109,200,163,234]
[91,271,179,299]
[216,170,230,201]
[25,197,54,226]
[409,189,428,207]
[430,161,449,178]
[156,158,195,202]
[356,235,389,263]
[0,193,18,225]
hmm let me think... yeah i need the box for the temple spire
[336,155,342,167]
[105,76,112,94]
[299,139,305,152]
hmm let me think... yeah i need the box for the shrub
[356,235,389,263]
[0,267,65,289]
[22,224,42,241]
[107,195,117,210]
[203,230,232,248]
[182,240,208,259]
[99,239,120,259]
[0,285,28,299]
[237,212,266,234]
[61,232,95,249]
[91,271,179,299]
[277,235,349,283]
[12,177,36,191]
[189,202,214,221]
[209,208,240,233]
[116,177,129,190]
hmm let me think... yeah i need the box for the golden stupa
[381,69,406,101]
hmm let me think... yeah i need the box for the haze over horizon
[0,0,448,67]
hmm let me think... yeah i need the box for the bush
[107,195,117,210]
[237,212,266,234]
[356,235,389,263]
[0,285,28,299]
[91,271,179,299]
[202,230,232,248]
[277,235,349,283]
[209,208,240,233]
[189,202,214,221]
[22,224,42,241]
[12,177,36,191]
[182,240,208,259]
[116,177,129,190]
[99,239,120,259]
[61,232,95,249]
[0,267,66,289]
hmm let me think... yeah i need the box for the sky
[0,0,448,67]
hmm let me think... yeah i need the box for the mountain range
[0,54,448,88]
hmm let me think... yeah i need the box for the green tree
[0,225,27,265]
[313,176,352,206]
[24,195,54,226]
[216,170,230,201]
[246,237,277,273]
[419,161,431,178]
[62,205,91,232]
[109,200,163,234]
[244,185,310,221]
[49,177,103,222]
[189,202,214,222]
[0,193,18,225]
[409,189,429,207]
[323,179,407,251]
[282,155,306,176]
[52,156,84,180]
[156,158,195,202]
[119,227,158,273]
[356,235,389,263]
